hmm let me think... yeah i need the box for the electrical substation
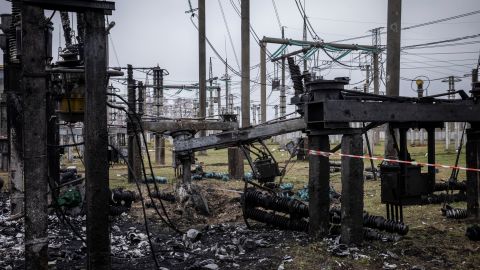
[0,0,480,269]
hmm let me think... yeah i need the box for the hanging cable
[106,100,181,234]
[109,143,160,269]
[217,0,241,71]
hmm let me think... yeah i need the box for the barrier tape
[307,149,480,173]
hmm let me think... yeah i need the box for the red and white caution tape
[307,149,480,173]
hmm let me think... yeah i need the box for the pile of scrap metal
[241,188,408,241]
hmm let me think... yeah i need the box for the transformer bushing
[243,189,409,236]
[243,189,309,218]
[363,213,409,235]
[243,207,309,232]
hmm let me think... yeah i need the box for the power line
[271,0,282,33]
[333,9,480,43]
[217,0,241,71]
[401,33,480,50]
[406,51,479,55]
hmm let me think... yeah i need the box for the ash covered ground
[1,180,480,270]
[0,188,306,270]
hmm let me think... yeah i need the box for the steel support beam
[174,118,305,153]
[84,9,110,269]
[261,36,376,51]
[142,120,237,134]
[318,100,480,123]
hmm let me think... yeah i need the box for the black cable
[321,48,361,68]
[108,102,180,233]
[109,144,160,269]
[106,98,181,233]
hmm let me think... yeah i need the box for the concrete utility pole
[221,59,231,114]
[442,76,461,150]
[280,27,286,119]
[363,65,370,93]
[241,0,250,127]
[198,0,207,150]
[197,0,208,154]
[208,57,214,118]
[153,66,165,165]
[302,8,308,72]
[127,65,141,183]
[260,41,267,123]
[308,135,330,238]
[384,0,402,158]
[340,132,364,244]
[84,9,110,269]
[22,5,48,269]
[372,30,381,145]
[217,85,221,117]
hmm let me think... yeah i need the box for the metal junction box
[380,163,433,205]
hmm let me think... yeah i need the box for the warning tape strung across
[306,149,480,173]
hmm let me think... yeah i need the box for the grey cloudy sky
[1,0,479,119]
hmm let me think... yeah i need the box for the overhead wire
[333,9,480,43]
[106,95,181,234]
[217,0,241,71]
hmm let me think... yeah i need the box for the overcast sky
[1,0,479,120]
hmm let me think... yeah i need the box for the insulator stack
[434,181,466,192]
[243,189,309,217]
[363,213,409,235]
[8,1,20,63]
[243,208,309,232]
[421,192,467,204]
[303,71,312,84]
[445,208,468,219]
[364,228,401,242]
[150,191,176,202]
[466,224,480,241]
[287,57,304,95]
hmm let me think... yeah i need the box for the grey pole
[241,0,250,127]
[22,4,48,269]
[198,0,207,155]
[84,9,111,269]
[260,41,266,123]
[384,0,402,158]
